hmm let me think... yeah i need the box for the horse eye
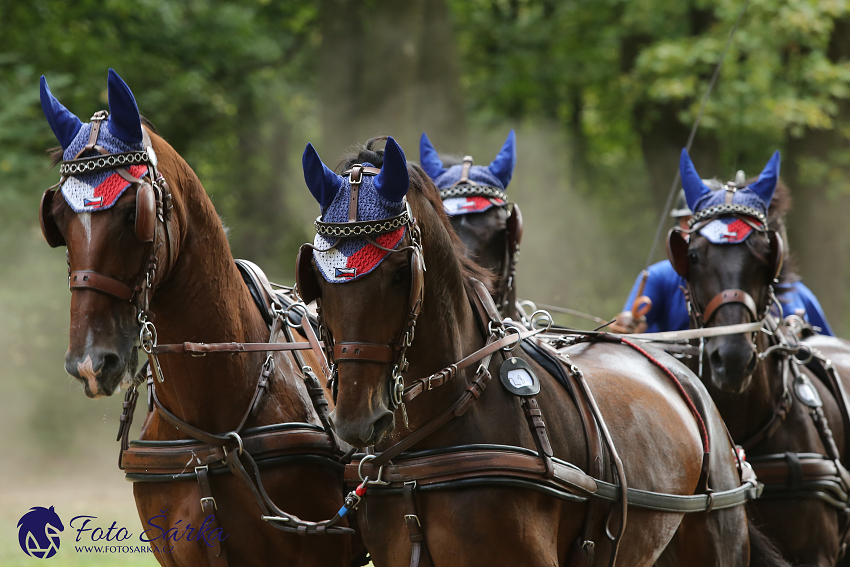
[687,251,699,265]
[392,266,410,285]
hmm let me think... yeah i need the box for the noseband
[40,110,175,325]
[296,165,425,412]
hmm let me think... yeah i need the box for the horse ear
[419,132,447,180]
[106,69,143,146]
[302,143,343,210]
[40,76,82,150]
[679,148,712,212]
[488,129,516,189]
[748,150,780,207]
[374,137,409,202]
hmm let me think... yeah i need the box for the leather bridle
[296,165,426,412]
[666,210,783,331]
[40,111,176,332]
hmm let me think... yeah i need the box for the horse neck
[146,169,307,433]
[710,333,786,443]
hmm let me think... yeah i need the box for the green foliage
[0,0,318,274]
[449,0,850,174]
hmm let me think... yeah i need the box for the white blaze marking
[79,212,92,246]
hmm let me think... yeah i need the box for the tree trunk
[318,0,467,163]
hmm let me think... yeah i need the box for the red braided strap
[619,338,710,454]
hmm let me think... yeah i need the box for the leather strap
[70,270,135,301]
[333,342,394,364]
[151,341,318,355]
[702,289,758,323]
[348,166,362,222]
[195,465,227,567]
[403,482,432,567]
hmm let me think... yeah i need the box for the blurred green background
[2,0,850,563]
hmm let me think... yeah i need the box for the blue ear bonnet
[302,138,410,283]
[680,149,780,220]
[691,185,771,218]
[433,165,505,190]
[63,122,143,162]
[320,168,406,223]
[420,130,516,190]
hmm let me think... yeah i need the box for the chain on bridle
[438,156,523,314]
[296,165,426,417]
[39,110,175,381]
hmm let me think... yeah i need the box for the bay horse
[38,70,360,567]
[418,131,522,318]
[295,137,766,567]
[668,148,850,566]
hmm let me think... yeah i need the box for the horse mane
[338,138,493,296]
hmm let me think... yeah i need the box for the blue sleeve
[793,282,834,336]
[623,261,685,333]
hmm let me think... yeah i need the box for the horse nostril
[709,350,724,373]
[100,352,123,378]
[372,412,395,441]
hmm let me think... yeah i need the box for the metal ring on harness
[530,310,554,333]
[286,302,311,329]
[502,326,523,353]
[358,454,390,485]
[793,343,815,365]
[224,431,244,456]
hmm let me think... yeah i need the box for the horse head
[669,149,784,393]
[299,137,485,447]
[420,131,521,313]
[40,70,184,398]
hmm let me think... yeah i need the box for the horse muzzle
[64,347,129,398]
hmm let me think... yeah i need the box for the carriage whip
[643,0,752,270]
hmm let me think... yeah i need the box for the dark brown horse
[39,71,359,567]
[417,132,522,318]
[298,137,758,567]
[669,150,850,566]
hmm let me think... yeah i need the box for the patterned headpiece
[40,70,148,212]
[420,130,516,216]
[303,138,410,283]
[680,148,780,244]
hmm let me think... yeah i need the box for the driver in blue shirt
[613,186,834,336]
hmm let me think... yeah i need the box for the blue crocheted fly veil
[303,137,411,283]
[680,148,780,244]
[420,130,516,216]
[40,69,148,213]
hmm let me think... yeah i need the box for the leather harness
[42,119,360,567]
[297,194,760,567]
[669,208,850,556]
